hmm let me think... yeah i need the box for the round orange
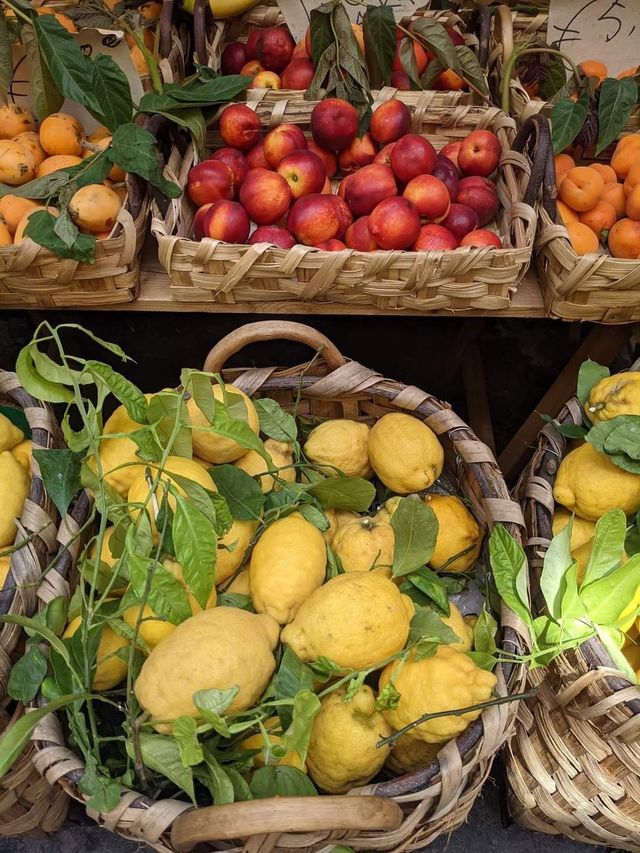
[600,182,627,218]
[589,163,617,184]
[559,166,605,212]
[566,221,600,254]
[556,199,579,225]
[624,161,640,196]
[617,67,638,79]
[0,196,40,236]
[578,60,608,83]
[608,217,640,258]
[579,200,617,238]
[611,136,640,179]
[625,184,640,220]
[555,153,575,186]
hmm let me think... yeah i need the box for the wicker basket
[152,105,546,311]
[0,370,69,838]
[200,3,488,112]
[31,320,529,853]
[507,356,640,852]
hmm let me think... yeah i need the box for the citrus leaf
[581,554,640,625]
[488,525,532,628]
[86,361,147,423]
[272,647,315,730]
[173,716,204,767]
[603,418,640,460]
[551,92,589,154]
[454,45,488,96]
[391,498,438,577]
[32,448,82,517]
[127,734,195,802]
[400,570,450,615]
[409,606,460,648]
[596,77,638,155]
[7,646,47,703]
[307,476,375,511]
[253,398,297,442]
[210,465,265,521]
[250,765,317,798]
[202,750,235,805]
[128,556,192,625]
[280,690,320,763]
[172,496,216,609]
[540,518,573,619]
[582,509,628,586]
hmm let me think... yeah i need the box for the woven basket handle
[158,0,174,59]
[495,5,515,64]
[203,321,347,373]
[194,0,208,67]
[170,796,403,851]
[510,113,552,207]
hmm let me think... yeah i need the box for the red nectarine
[247,140,269,170]
[368,196,420,249]
[441,203,479,241]
[256,27,295,72]
[187,160,234,206]
[458,130,501,177]
[370,99,411,145]
[201,199,250,243]
[263,123,307,168]
[239,168,292,224]
[403,174,450,221]
[338,133,378,173]
[390,133,437,183]
[287,194,341,245]
[314,238,347,251]
[373,143,396,167]
[209,147,248,190]
[281,58,315,90]
[308,140,337,177]
[345,215,378,251]
[248,225,296,248]
[414,223,458,250]
[343,163,397,217]
[311,98,359,151]
[222,42,247,75]
[219,104,261,151]
[459,229,502,248]
[330,195,353,238]
[193,203,213,240]
[277,150,326,198]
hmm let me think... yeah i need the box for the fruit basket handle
[510,113,552,208]
[159,0,175,59]
[194,0,209,67]
[203,321,348,373]
[170,795,403,851]
[495,4,515,65]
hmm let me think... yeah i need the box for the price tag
[277,0,424,44]
[547,0,640,77]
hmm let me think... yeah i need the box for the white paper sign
[278,0,425,44]
[10,28,144,131]
[547,0,640,77]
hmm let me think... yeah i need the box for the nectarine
[239,168,292,224]
[369,196,420,249]
[201,199,250,243]
[287,194,340,245]
[414,223,457,250]
[263,123,307,168]
[390,133,437,183]
[311,98,359,151]
[370,99,411,145]
[187,160,234,206]
[277,150,326,198]
[343,163,397,217]
[219,104,261,151]
[248,225,296,248]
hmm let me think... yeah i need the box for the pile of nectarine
[188,98,504,252]
[220,21,468,93]
[187,98,502,252]
[555,134,640,259]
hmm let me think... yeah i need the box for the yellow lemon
[88,526,127,596]
[0,451,29,547]
[240,717,306,771]
[304,419,372,479]
[10,439,32,474]
[233,439,295,493]
[385,734,439,776]
[63,615,128,691]
[216,519,257,584]
[124,603,176,649]
[250,514,326,624]
[553,443,640,520]
[332,516,394,574]
[552,507,596,552]
[585,372,640,423]
[424,495,483,573]
[134,607,279,732]
[226,567,251,595]
[281,572,414,671]
[93,402,147,497]
[187,384,259,464]
[368,413,444,495]
[0,413,23,452]
[0,555,11,589]
[441,602,473,652]
[379,645,496,744]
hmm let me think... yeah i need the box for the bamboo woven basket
[31,320,529,853]
[200,3,488,112]
[152,105,546,311]
[507,356,640,852]
[0,370,69,838]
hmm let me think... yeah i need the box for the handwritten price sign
[547,0,640,77]
[278,0,424,44]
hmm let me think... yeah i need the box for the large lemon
[0,413,23,452]
[553,443,640,520]
[281,572,414,670]
[233,439,295,493]
[89,526,127,596]
[424,494,483,573]
[134,607,279,731]
[441,602,473,651]
[304,419,372,479]
[332,517,394,574]
[585,372,640,423]
[552,507,596,551]
[0,451,29,547]
[306,686,391,793]
[368,413,444,495]
[385,734,439,776]
[93,403,147,497]
[379,645,496,744]
[63,615,128,691]
[250,514,326,624]
[216,519,257,584]
[240,717,306,771]
[187,384,259,464]
[226,567,251,595]
[0,555,10,589]
[322,509,359,545]
[10,439,32,474]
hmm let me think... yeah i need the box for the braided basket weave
[32,321,528,853]
[507,356,640,852]
[0,370,69,838]
[152,104,545,311]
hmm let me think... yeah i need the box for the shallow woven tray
[0,371,69,838]
[32,320,529,853]
[507,356,640,852]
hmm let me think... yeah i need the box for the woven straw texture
[152,103,542,311]
[202,4,481,112]
[32,320,529,853]
[507,357,640,852]
[0,370,69,838]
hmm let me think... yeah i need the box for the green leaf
[24,211,96,262]
[400,570,450,615]
[626,511,640,557]
[86,361,147,423]
[109,124,180,199]
[420,58,445,90]
[605,419,640,460]
[540,52,568,101]
[139,76,251,112]
[307,477,375,511]
[280,690,320,763]
[32,449,82,517]
[454,45,489,96]
[539,415,588,439]
[90,53,134,132]
[0,614,71,666]
[183,372,216,422]
[7,646,47,703]
[540,519,573,619]
[597,625,637,682]
[299,505,329,530]
[489,525,532,629]
[210,465,265,521]
[551,91,589,154]
[20,23,63,121]
[581,509,627,586]
[77,756,121,813]
[129,427,163,462]
[391,498,439,577]
[250,765,317,799]
[271,648,315,730]
[375,681,401,711]
[172,497,216,610]
[409,606,460,649]
[147,392,192,459]
[309,5,335,66]
[473,607,498,656]
[0,18,12,102]
[253,398,297,442]
[363,4,395,88]
[128,556,192,626]
[560,561,587,622]
[597,78,638,155]
[344,671,367,702]
[581,554,640,626]
[410,18,458,72]
[216,592,254,612]
[15,344,69,404]
[126,734,195,802]
[202,750,235,805]
[193,687,238,736]
[399,37,421,87]
[587,417,640,473]
[173,716,204,767]
[224,766,253,801]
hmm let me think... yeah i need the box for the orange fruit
[88,126,110,144]
[125,27,155,50]
[600,182,627,218]
[589,163,617,184]
[624,162,640,196]
[14,206,59,244]
[556,200,579,225]
[579,200,617,237]
[625,184,640,220]
[39,113,84,156]
[0,104,35,139]
[37,155,82,178]
[566,221,600,254]
[559,166,605,212]
[611,136,640,179]
[578,60,607,83]
[617,67,638,79]
[0,140,36,186]
[68,184,123,233]
[12,131,46,167]
[139,0,162,21]
[554,153,575,185]
[608,217,640,258]
[82,137,125,182]
[130,44,149,76]
[35,8,77,33]
[0,196,40,236]
[434,69,466,91]
[0,222,12,246]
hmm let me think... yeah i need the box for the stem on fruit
[501,46,583,115]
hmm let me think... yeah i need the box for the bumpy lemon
[332,517,394,574]
[386,734,439,776]
[93,402,148,497]
[368,413,444,495]
[304,419,372,479]
[187,384,259,464]
[306,686,391,793]
[0,451,29,547]
[64,615,128,691]
[10,439,32,474]
[89,526,127,595]
[233,439,295,493]
[134,607,279,731]
[281,572,414,670]
[250,514,326,624]
[552,507,596,552]
[0,413,23,452]
[554,443,640,520]
[379,645,496,744]
[226,567,251,595]
[585,372,640,423]
[216,518,257,584]
[240,717,306,771]
[441,602,473,652]
[424,495,483,573]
